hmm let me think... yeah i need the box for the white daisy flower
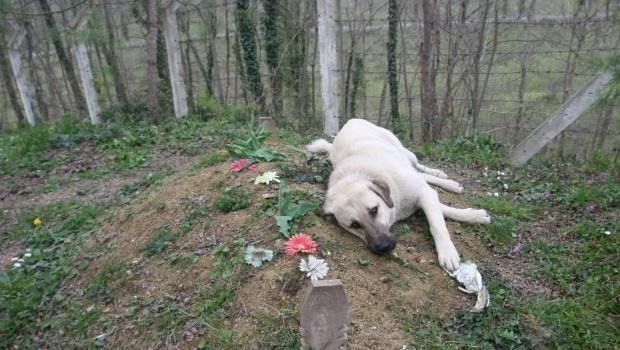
[299,255,329,281]
[13,262,21,268]
[24,253,32,258]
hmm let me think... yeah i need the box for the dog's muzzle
[369,234,396,255]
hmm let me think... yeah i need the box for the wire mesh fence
[0,0,618,160]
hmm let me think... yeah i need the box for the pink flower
[284,233,317,256]
[230,159,257,172]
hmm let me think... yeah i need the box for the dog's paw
[471,209,491,224]
[437,241,460,272]
[434,170,449,179]
[446,180,463,193]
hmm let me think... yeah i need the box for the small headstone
[299,279,350,350]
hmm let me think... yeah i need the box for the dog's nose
[370,236,396,255]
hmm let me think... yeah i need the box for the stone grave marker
[299,279,350,349]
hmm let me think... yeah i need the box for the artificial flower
[33,217,42,226]
[284,233,317,256]
[299,255,329,281]
[254,171,280,185]
[244,245,274,268]
[230,159,257,172]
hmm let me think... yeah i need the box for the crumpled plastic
[448,261,490,312]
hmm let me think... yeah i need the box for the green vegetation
[0,115,617,348]
[214,183,250,212]
[0,201,100,347]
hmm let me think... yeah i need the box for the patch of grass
[191,150,229,171]
[562,177,618,210]
[395,280,539,349]
[522,216,618,348]
[179,198,211,234]
[142,227,177,257]
[192,239,247,348]
[250,310,300,349]
[214,184,250,213]
[485,215,517,245]
[86,260,133,302]
[480,196,538,220]
[419,134,504,167]
[0,201,100,347]
[117,170,170,197]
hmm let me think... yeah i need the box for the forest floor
[0,116,617,349]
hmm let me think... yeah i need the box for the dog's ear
[370,179,394,208]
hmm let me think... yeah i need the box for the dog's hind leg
[404,149,448,179]
[440,204,491,224]
[422,174,463,193]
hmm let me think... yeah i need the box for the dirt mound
[73,148,488,348]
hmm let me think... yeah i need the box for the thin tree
[102,2,128,106]
[235,0,264,108]
[146,0,159,124]
[420,0,439,142]
[37,0,86,114]
[0,33,26,124]
[263,0,283,119]
[387,0,400,131]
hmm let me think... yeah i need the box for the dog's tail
[306,138,333,154]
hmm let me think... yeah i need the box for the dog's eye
[350,221,362,229]
[369,206,378,217]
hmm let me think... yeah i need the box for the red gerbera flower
[231,159,258,172]
[284,233,317,256]
[230,159,247,172]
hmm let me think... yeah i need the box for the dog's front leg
[418,187,461,272]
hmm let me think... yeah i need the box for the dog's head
[323,178,397,255]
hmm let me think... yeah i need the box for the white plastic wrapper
[448,261,490,312]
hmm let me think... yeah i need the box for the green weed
[485,215,517,245]
[191,150,229,171]
[227,125,285,161]
[117,170,170,197]
[273,181,319,237]
[214,184,250,212]
[0,201,100,347]
[86,260,133,302]
[395,280,538,349]
[142,227,177,257]
[419,134,504,167]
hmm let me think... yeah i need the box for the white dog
[307,119,490,272]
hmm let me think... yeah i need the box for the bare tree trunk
[42,37,68,114]
[24,23,48,121]
[470,0,491,134]
[514,1,533,146]
[594,105,613,149]
[399,4,414,141]
[558,2,586,159]
[0,34,25,124]
[225,1,231,102]
[146,0,159,124]
[420,0,438,142]
[103,1,128,106]
[440,0,459,140]
[476,1,499,128]
[37,0,86,114]
[180,11,195,112]
[92,36,113,107]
